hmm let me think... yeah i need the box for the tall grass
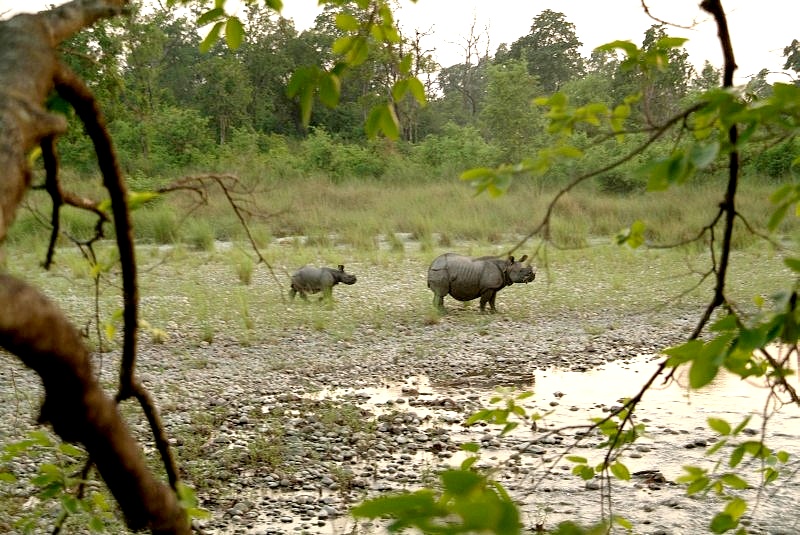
[5,170,797,254]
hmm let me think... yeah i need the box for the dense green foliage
[50,1,799,185]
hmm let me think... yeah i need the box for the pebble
[3,279,789,535]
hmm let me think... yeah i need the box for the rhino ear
[338,264,345,271]
[508,256,515,263]
[519,254,528,262]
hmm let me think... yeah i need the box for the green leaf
[365,104,399,139]
[710,512,738,533]
[465,409,493,426]
[566,455,588,464]
[92,491,110,511]
[500,422,518,435]
[318,73,341,108]
[347,36,369,65]
[38,481,64,499]
[460,167,495,182]
[199,21,224,53]
[197,7,224,27]
[127,191,159,211]
[689,356,721,388]
[616,219,646,248]
[398,53,413,75]
[688,334,733,388]
[613,515,633,530]
[686,475,710,495]
[729,444,745,468]
[707,439,727,455]
[460,442,480,453]
[610,461,631,481]
[720,473,748,489]
[724,497,747,520]
[595,40,640,57]
[58,443,85,457]
[663,339,703,366]
[88,516,106,532]
[61,494,80,514]
[335,13,360,31]
[764,466,780,485]
[351,490,439,519]
[39,463,61,476]
[784,257,800,273]
[440,469,483,495]
[689,141,720,169]
[731,415,752,436]
[0,472,17,483]
[460,456,478,471]
[225,16,245,50]
[407,77,427,105]
[332,36,353,56]
[768,203,790,231]
[574,465,595,480]
[656,36,689,49]
[391,79,409,102]
[30,430,53,446]
[707,417,731,436]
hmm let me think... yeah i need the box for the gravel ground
[2,250,800,534]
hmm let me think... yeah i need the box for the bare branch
[507,102,705,257]
[0,275,188,534]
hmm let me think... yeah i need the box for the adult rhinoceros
[289,264,357,301]
[427,253,535,313]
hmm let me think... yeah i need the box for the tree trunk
[0,2,189,533]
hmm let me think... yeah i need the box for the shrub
[331,143,387,180]
[754,138,799,179]
[414,123,501,176]
[301,127,336,172]
[184,218,215,251]
[134,205,179,244]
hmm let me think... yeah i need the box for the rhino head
[506,255,535,284]
[336,265,357,285]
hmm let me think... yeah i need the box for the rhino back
[292,266,334,291]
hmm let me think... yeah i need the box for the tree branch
[0,275,188,534]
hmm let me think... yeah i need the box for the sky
[4,0,798,85]
[281,0,799,85]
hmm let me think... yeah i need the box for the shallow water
[299,352,800,533]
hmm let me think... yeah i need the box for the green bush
[301,127,337,172]
[134,205,179,244]
[331,143,387,180]
[112,106,215,175]
[414,123,501,177]
[184,218,215,251]
[754,138,799,179]
[596,170,646,194]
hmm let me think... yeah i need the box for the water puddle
[242,353,800,534]
[309,351,800,439]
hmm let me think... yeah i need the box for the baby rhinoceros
[289,264,357,301]
[427,253,535,313]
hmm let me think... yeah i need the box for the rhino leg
[488,291,498,313]
[320,286,333,302]
[479,290,497,313]
[289,287,297,300]
[295,287,310,301]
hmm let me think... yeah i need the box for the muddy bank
[2,291,799,534]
